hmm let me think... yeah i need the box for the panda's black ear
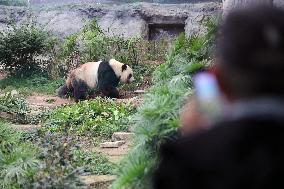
[122,64,127,72]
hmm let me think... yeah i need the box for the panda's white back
[75,61,101,88]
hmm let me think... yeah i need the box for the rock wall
[28,0,222,5]
[0,2,221,39]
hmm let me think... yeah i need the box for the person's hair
[217,6,284,99]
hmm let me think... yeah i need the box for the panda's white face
[109,59,134,84]
[120,64,134,84]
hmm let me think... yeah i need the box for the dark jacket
[153,116,284,189]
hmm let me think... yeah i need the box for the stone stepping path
[80,175,117,189]
[95,132,134,164]
[83,132,134,188]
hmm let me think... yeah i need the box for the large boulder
[98,13,148,39]
[36,10,87,37]
[185,2,221,37]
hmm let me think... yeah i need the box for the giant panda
[58,59,134,101]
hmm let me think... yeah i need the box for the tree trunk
[223,0,273,17]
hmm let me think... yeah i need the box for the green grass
[0,74,64,96]
[43,97,136,139]
[73,149,115,175]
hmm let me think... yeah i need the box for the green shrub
[43,98,136,139]
[0,23,54,76]
[66,20,144,65]
[112,19,217,189]
[61,34,79,59]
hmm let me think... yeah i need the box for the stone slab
[112,132,134,141]
[100,140,126,148]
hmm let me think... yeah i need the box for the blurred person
[153,6,284,189]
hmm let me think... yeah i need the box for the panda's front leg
[72,79,88,102]
[73,89,87,102]
[101,86,119,98]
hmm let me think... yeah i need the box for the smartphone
[193,72,223,123]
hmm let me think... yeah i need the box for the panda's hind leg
[72,79,88,101]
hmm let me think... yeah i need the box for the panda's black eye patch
[128,74,132,79]
[122,64,127,71]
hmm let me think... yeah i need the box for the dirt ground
[26,95,74,109]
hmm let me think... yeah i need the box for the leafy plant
[112,19,217,189]
[0,120,39,189]
[28,132,86,189]
[80,20,145,66]
[43,98,136,139]
[0,92,30,123]
[0,91,54,124]
[0,120,22,153]
[73,149,115,175]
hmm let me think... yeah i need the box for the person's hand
[180,98,211,135]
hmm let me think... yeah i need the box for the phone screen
[194,72,223,123]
